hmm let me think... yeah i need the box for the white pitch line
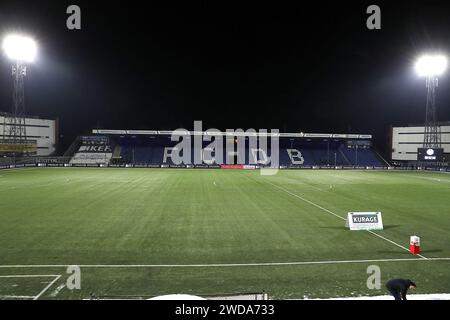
[262,179,429,259]
[33,275,61,300]
[264,180,346,221]
[0,295,35,299]
[366,230,427,259]
[0,258,449,268]
[0,274,60,278]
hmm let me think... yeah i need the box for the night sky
[1,1,450,154]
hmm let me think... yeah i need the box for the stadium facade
[391,124,450,162]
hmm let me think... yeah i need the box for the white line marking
[262,179,429,259]
[33,275,61,300]
[0,295,35,299]
[0,274,60,278]
[265,180,345,220]
[0,258,449,268]
[365,230,427,259]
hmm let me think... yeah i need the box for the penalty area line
[0,274,62,300]
[33,274,62,300]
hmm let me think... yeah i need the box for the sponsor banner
[243,165,256,170]
[46,163,65,167]
[126,130,158,135]
[193,164,210,168]
[304,133,332,138]
[0,143,37,153]
[332,134,348,138]
[220,164,244,169]
[157,130,175,135]
[279,133,303,137]
[346,212,383,231]
[147,165,161,168]
[288,165,312,169]
[92,129,126,134]
[81,135,109,143]
[78,145,112,153]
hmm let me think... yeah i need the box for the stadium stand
[72,131,387,168]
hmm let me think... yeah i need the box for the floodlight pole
[2,60,29,155]
[423,76,441,148]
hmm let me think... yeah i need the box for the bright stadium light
[2,34,37,63]
[1,33,38,155]
[414,53,447,151]
[415,54,447,77]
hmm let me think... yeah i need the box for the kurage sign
[346,212,383,230]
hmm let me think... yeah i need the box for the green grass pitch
[0,167,449,299]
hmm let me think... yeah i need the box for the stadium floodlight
[1,33,38,155]
[415,54,447,77]
[414,54,447,150]
[2,34,37,63]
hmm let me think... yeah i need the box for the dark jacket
[386,279,415,300]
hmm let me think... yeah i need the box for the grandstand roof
[91,129,372,139]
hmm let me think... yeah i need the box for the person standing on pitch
[386,279,416,300]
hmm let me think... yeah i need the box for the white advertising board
[346,212,383,230]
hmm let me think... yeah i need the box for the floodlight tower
[415,54,447,148]
[1,34,37,155]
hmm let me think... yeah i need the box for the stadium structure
[67,129,384,168]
